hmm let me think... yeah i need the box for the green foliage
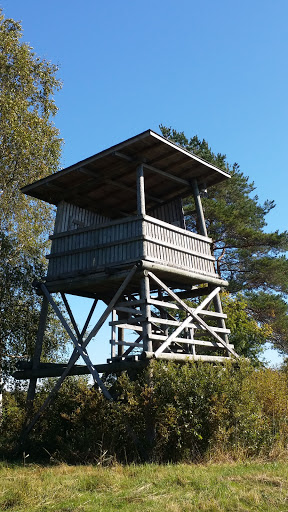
[160,125,288,356]
[222,292,272,362]
[0,233,67,378]
[2,362,288,464]
[0,10,62,249]
[0,10,65,380]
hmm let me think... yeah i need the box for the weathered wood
[22,266,138,437]
[20,129,237,437]
[113,151,190,186]
[115,306,142,315]
[149,198,186,229]
[41,284,113,400]
[26,296,49,404]
[109,323,143,332]
[14,359,150,380]
[150,335,234,348]
[105,177,163,205]
[110,309,117,358]
[144,235,215,261]
[148,272,238,358]
[137,164,146,215]
[61,293,81,338]
[122,334,143,358]
[47,214,221,284]
[149,298,179,310]
[80,299,98,337]
[112,340,144,348]
[141,275,152,352]
[213,292,230,348]
[193,287,221,313]
[144,163,190,186]
[47,235,144,259]
[143,352,233,362]
[154,315,194,356]
[141,260,228,287]
[192,178,208,238]
[197,310,227,319]
[117,310,126,357]
[109,319,145,327]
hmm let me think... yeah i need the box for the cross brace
[109,272,238,360]
[22,265,138,438]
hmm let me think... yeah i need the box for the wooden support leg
[213,292,229,352]
[192,178,208,238]
[117,311,126,357]
[41,285,112,400]
[26,296,48,406]
[140,273,152,352]
[22,265,138,438]
[111,309,117,358]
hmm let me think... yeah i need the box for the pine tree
[160,125,288,358]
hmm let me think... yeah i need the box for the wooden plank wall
[47,213,216,280]
[144,216,216,277]
[149,198,186,229]
[53,201,108,234]
[47,217,144,278]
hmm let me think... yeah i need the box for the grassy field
[1,461,288,511]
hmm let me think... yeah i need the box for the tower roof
[22,129,230,218]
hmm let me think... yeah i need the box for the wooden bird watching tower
[16,129,239,407]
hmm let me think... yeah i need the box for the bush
[1,360,288,463]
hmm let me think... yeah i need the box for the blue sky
[2,1,287,365]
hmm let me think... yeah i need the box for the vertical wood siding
[53,201,108,234]
[47,209,216,279]
[149,198,186,229]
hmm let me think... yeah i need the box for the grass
[1,461,288,511]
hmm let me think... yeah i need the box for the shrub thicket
[2,360,288,463]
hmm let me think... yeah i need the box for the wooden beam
[137,164,146,215]
[26,296,48,404]
[113,151,190,186]
[61,293,81,338]
[147,272,238,358]
[105,178,163,205]
[213,292,230,348]
[80,299,98,337]
[192,178,208,237]
[140,260,228,287]
[122,334,143,358]
[110,309,117,358]
[143,352,233,363]
[141,274,152,352]
[14,360,149,380]
[21,265,138,438]
[41,284,113,400]
[154,315,194,356]
[144,163,190,186]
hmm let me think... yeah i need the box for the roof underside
[22,130,230,219]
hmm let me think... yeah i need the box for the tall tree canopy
[160,126,288,359]
[0,10,61,249]
[0,10,65,379]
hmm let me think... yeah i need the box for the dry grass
[1,461,288,511]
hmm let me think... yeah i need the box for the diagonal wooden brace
[148,272,239,358]
[41,284,112,400]
[154,315,194,357]
[21,265,138,440]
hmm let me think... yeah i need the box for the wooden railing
[47,215,216,279]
